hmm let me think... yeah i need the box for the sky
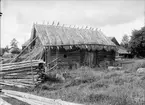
[1,0,144,48]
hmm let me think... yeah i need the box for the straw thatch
[118,46,130,54]
[33,24,116,47]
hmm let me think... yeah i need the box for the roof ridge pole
[57,22,59,26]
[52,21,54,25]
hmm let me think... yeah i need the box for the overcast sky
[1,0,144,48]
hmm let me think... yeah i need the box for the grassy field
[2,59,145,105]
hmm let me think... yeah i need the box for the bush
[84,93,111,103]
[129,60,145,72]
[104,72,121,79]
[89,82,109,89]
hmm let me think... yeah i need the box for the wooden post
[56,46,59,69]
[29,47,34,85]
[48,46,50,70]
[45,47,48,72]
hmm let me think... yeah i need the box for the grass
[32,64,145,105]
[3,59,145,105]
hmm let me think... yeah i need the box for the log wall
[45,47,115,69]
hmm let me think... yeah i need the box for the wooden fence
[0,60,45,88]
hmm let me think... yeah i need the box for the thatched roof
[118,46,130,54]
[108,37,120,46]
[33,24,115,47]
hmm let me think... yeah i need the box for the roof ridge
[34,22,98,32]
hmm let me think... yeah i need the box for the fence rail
[0,60,45,88]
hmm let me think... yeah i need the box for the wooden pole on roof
[57,22,59,26]
[52,21,54,25]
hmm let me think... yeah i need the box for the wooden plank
[0,98,12,105]
[47,58,58,65]
[48,64,57,72]
[2,89,83,105]
[4,94,44,105]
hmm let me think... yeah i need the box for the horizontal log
[2,60,44,66]
[2,76,37,79]
[0,81,31,88]
[0,83,24,88]
[0,69,37,76]
[0,67,37,72]
[5,73,38,76]
[1,63,39,70]
[0,80,35,86]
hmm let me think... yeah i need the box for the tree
[5,45,9,52]
[10,38,18,48]
[120,34,129,49]
[129,27,145,57]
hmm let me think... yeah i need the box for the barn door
[83,51,96,67]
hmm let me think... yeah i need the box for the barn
[17,23,116,69]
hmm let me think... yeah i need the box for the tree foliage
[10,38,18,48]
[129,27,145,57]
[121,34,129,49]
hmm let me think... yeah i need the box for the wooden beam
[4,94,43,105]
[2,60,44,66]
[2,89,83,105]
[0,98,12,105]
